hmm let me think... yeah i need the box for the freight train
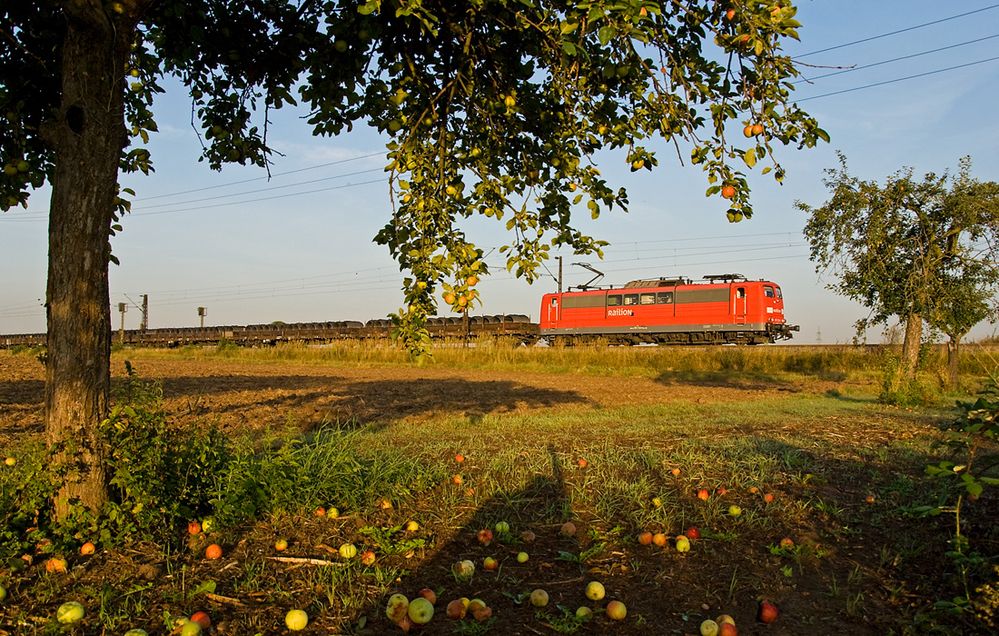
[0,274,798,349]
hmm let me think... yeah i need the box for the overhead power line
[794,33,999,84]
[794,3,999,59]
[795,55,999,102]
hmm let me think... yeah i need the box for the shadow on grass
[655,369,798,391]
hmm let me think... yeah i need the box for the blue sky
[2,1,998,343]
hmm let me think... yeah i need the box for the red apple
[477,528,493,546]
[685,527,701,540]
[482,556,498,571]
[697,488,710,501]
[187,520,202,535]
[446,598,467,620]
[758,599,779,624]
[637,531,653,546]
[418,588,437,605]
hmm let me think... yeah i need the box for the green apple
[338,543,357,559]
[728,504,742,517]
[529,589,549,607]
[700,618,719,636]
[385,593,409,623]
[584,581,605,601]
[285,608,309,631]
[0,583,6,602]
[675,535,691,553]
[179,620,202,636]
[575,606,592,619]
[56,601,85,624]
[516,551,529,563]
[408,597,435,624]
[494,520,510,534]
[123,630,148,636]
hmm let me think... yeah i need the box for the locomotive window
[623,294,639,306]
[607,294,622,307]
[776,287,783,299]
[656,291,674,304]
[640,293,656,305]
[764,286,775,298]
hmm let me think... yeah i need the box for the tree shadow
[655,370,799,392]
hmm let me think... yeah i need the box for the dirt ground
[0,352,801,445]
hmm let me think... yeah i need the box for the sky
[2,1,999,344]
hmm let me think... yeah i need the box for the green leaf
[560,21,578,35]
[598,25,615,45]
[743,148,757,168]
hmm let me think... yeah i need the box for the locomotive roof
[564,274,771,293]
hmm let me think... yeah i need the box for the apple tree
[797,155,999,382]
[1,0,826,519]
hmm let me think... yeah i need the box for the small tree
[797,155,999,382]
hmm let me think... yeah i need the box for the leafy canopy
[2,0,827,345]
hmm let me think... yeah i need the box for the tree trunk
[899,313,922,379]
[947,335,960,390]
[46,6,130,519]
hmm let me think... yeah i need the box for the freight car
[539,274,798,345]
[0,273,798,349]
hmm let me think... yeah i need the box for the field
[1,343,997,635]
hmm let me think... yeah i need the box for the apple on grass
[285,608,309,631]
[494,520,510,534]
[675,535,691,553]
[477,528,494,546]
[516,551,529,563]
[385,593,409,623]
[418,588,437,605]
[179,621,202,636]
[56,601,85,624]
[483,556,498,571]
[700,619,719,636]
[446,598,468,619]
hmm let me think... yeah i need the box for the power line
[795,55,999,103]
[794,33,999,84]
[794,3,999,59]
[136,151,385,201]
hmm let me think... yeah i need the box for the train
[0,274,798,349]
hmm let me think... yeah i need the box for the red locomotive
[539,273,798,345]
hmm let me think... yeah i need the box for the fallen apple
[779,537,795,550]
[338,543,357,559]
[577,458,588,468]
[700,618,719,636]
[408,597,434,624]
[685,527,701,540]
[405,520,419,532]
[274,538,288,552]
[452,474,464,485]
[455,453,465,463]
[56,600,85,624]
[326,507,340,519]
[560,521,576,537]
[187,520,202,535]
[652,532,668,547]
[651,496,663,508]
[314,506,326,517]
[697,488,710,501]
[418,588,437,605]
[530,589,549,607]
[675,535,691,553]
[204,544,223,560]
[483,556,498,571]
[179,620,202,636]
[472,604,492,621]
[576,606,592,619]
[79,541,95,556]
[763,493,775,504]
[200,517,216,532]
[758,599,780,624]
[719,622,738,636]
[516,551,529,563]
[385,593,410,623]
[521,530,536,543]
[360,550,376,566]
[716,614,736,626]
[638,531,653,545]
[0,583,6,602]
[467,598,486,615]
[494,520,510,534]
[123,630,148,636]
[445,598,467,619]
[728,505,742,517]
[45,556,68,573]
[285,608,309,631]
[190,610,211,628]
[3,457,15,466]
[584,581,605,601]
[606,600,627,620]
[670,467,681,476]
[477,528,494,546]
[452,559,475,581]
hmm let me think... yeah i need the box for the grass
[0,345,997,633]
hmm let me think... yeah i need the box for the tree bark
[46,5,130,519]
[899,313,922,379]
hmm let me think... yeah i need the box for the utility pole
[117,302,127,344]
[557,256,563,294]
[140,294,148,332]
[197,306,207,328]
